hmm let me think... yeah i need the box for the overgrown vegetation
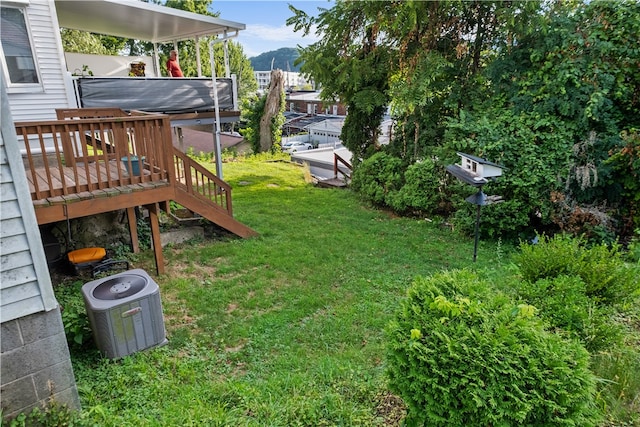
[292,0,640,242]
[28,156,637,426]
[57,280,92,349]
[2,402,88,427]
[241,88,286,154]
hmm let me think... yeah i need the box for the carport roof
[54,0,245,44]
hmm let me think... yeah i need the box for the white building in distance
[255,70,312,93]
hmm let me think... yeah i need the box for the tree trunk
[259,69,284,152]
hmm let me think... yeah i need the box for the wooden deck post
[126,207,140,253]
[145,203,164,275]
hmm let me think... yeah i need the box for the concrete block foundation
[1,307,80,421]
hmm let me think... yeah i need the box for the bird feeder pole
[446,153,505,262]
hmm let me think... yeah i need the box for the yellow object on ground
[67,247,106,265]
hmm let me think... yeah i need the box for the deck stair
[170,147,255,237]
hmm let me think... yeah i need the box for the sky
[210,0,332,58]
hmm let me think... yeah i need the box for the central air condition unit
[82,269,168,359]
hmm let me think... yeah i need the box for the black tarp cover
[76,77,234,114]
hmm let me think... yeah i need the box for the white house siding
[5,0,74,122]
[307,119,344,146]
[1,78,57,324]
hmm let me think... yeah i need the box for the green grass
[51,154,637,426]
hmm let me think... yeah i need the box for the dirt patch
[374,391,406,426]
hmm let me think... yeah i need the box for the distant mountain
[250,48,302,72]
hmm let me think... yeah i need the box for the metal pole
[195,35,202,77]
[209,33,238,180]
[209,48,223,180]
[473,204,481,262]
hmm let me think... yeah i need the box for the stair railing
[172,147,232,215]
[334,152,352,180]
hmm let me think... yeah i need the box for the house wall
[4,0,75,122]
[65,52,157,77]
[1,84,57,323]
[309,128,341,145]
[287,98,347,116]
[1,76,79,420]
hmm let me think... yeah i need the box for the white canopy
[54,0,245,43]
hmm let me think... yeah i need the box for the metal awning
[54,0,245,43]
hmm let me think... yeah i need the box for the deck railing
[15,108,234,218]
[13,108,253,275]
[15,110,173,202]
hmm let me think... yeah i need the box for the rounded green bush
[514,234,639,304]
[387,159,444,215]
[513,275,625,352]
[351,152,404,206]
[386,270,599,427]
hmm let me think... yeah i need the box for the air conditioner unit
[82,269,168,359]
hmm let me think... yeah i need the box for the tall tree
[60,29,109,55]
[288,1,539,163]
[438,0,639,239]
[290,0,640,241]
[288,1,392,163]
[383,1,541,161]
[241,73,286,155]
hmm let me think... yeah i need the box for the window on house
[1,6,40,85]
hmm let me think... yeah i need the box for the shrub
[386,270,599,427]
[452,198,534,239]
[514,234,584,283]
[514,234,639,304]
[55,280,93,348]
[351,152,404,206]
[386,159,445,215]
[627,228,640,263]
[512,275,625,352]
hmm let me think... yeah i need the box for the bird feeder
[445,152,504,187]
[446,152,505,261]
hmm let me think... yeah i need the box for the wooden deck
[28,158,156,196]
[16,108,257,275]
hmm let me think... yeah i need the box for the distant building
[286,91,347,116]
[254,70,311,92]
[305,119,345,146]
[283,113,392,146]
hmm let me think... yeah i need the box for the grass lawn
[54,154,637,426]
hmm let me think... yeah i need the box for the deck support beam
[145,203,164,275]
[126,207,140,254]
